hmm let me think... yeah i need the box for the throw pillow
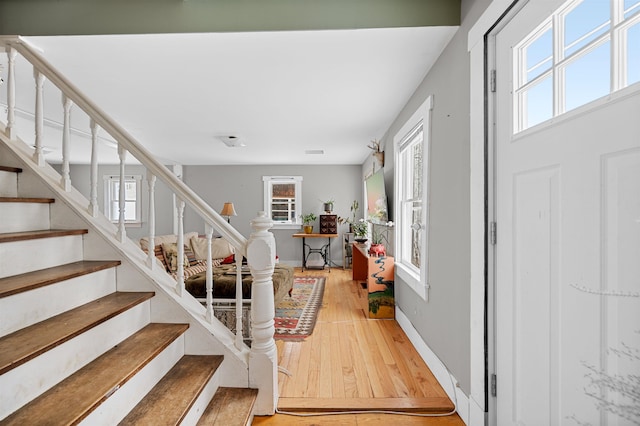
[190,236,235,260]
[161,242,190,272]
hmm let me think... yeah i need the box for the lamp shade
[220,202,237,218]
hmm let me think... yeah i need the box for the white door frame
[468,1,529,425]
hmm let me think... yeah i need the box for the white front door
[493,1,640,425]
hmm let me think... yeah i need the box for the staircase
[0,165,258,424]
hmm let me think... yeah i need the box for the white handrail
[1,36,278,412]
[1,36,246,252]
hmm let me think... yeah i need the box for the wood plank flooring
[252,268,464,425]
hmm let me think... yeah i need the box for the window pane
[111,181,119,199]
[625,0,640,19]
[565,40,611,112]
[411,139,423,199]
[564,0,610,58]
[272,183,295,198]
[124,201,136,221]
[525,28,553,83]
[124,181,136,199]
[110,202,119,220]
[523,75,553,129]
[627,22,640,86]
[410,202,422,268]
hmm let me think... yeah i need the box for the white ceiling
[10,27,457,165]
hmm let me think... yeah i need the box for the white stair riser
[0,235,84,278]
[181,369,220,425]
[0,172,18,197]
[0,267,117,337]
[0,300,151,419]
[80,334,185,426]
[0,202,51,233]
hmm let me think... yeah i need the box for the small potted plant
[369,221,393,257]
[351,219,368,243]
[301,213,317,234]
[322,199,334,213]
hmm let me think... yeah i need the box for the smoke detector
[217,135,246,148]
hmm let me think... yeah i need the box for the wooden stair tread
[198,387,259,426]
[0,291,154,375]
[277,397,455,413]
[0,229,88,243]
[120,355,224,425]
[0,166,22,173]
[0,260,121,299]
[0,197,55,203]
[1,323,189,425]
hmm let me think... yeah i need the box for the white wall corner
[395,307,470,425]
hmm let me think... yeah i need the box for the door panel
[493,1,640,425]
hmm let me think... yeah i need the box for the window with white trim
[515,0,640,132]
[263,176,303,229]
[394,96,432,300]
[103,175,142,226]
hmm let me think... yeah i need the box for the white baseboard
[395,307,470,426]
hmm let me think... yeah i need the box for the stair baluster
[33,70,45,167]
[61,94,72,191]
[89,119,100,217]
[205,224,214,323]
[176,199,185,296]
[147,171,157,269]
[6,48,16,140]
[117,144,127,242]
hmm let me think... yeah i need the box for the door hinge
[491,374,497,397]
[490,222,497,245]
[490,69,496,93]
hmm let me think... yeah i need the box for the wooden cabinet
[319,214,337,234]
[352,243,394,319]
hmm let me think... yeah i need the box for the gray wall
[377,0,491,395]
[183,165,363,266]
[66,164,175,241]
[65,163,362,264]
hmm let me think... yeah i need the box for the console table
[352,243,395,319]
[292,233,338,271]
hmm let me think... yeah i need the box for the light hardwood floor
[252,268,464,425]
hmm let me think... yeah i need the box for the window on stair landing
[263,176,303,229]
[104,175,142,226]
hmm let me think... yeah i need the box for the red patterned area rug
[274,276,325,341]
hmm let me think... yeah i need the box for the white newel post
[6,48,16,140]
[61,94,72,191]
[33,70,45,166]
[247,211,278,415]
[234,255,244,349]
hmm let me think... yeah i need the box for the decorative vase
[323,202,333,213]
[303,225,313,234]
[368,243,386,257]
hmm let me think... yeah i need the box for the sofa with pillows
[139,232,294,305]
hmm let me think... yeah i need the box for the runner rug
[274,276,325,340]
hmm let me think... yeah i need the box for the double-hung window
[394,96,432,300]
[263,176,303,229]
[104,175,142,226]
